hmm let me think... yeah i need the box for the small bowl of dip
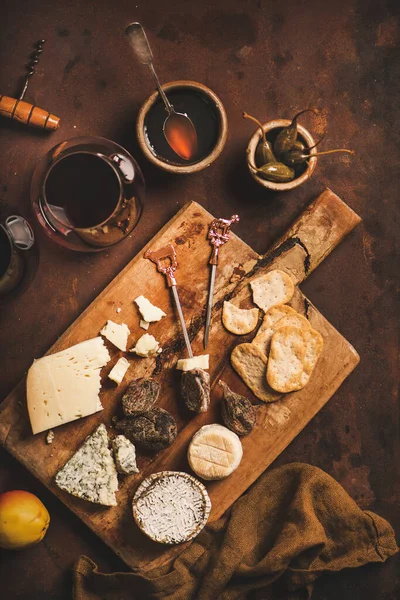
[136,80,228,174]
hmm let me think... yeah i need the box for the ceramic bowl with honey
[137,81,228,174]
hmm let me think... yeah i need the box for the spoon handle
[125,22,173,113]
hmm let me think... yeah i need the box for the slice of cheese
[134,296,166,323]
[176,355,209,371]
[55,424,118,506]
[188,424,243,480]
[112,435,139,475]
[108,357,130,385]
[27,337,110,435]
[130,333,160,357]
[100,320,130,351]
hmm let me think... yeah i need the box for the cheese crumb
[140,319,149,330]
[100,320,130,351]
[116,307,121,314]
[46,430,55,444]
[108,357,130,385]
[134,296,166,323]
[177,355,209,371]
[130,334,160,357]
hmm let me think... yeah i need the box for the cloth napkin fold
[73,462,398,600]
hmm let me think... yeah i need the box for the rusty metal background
[0,0,399,598]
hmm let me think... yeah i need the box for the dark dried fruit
[122,378,160,416]
[219,380,256,436]
[115,408,177,451]
[181,368,210,413]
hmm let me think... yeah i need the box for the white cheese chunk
[112,435,139,475]
[116,307,121,314]
[46,430,54,444]
[130,333,160,357]
[55,424,118,506]
[188,424,243,480]
[139,319,150,330]
[108,357,130,385]
[176,355,209,371]
[100,320,130,351]
[134,295,166,323]
[132,471,211,544]
[27,337,110,435]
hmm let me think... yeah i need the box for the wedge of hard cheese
[27,337,110,435]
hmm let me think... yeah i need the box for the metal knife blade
[204,263,217,349]
[171,285,193,358]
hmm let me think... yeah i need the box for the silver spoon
[125,22,198,161]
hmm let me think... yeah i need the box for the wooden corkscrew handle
[0,95,60,130]
[0,39,60,130]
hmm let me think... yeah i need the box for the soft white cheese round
[188,424,243,480]
[132,471,211,544]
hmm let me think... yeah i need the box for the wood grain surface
[0,189,361,570]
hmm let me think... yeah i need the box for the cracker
[299,328,324,387]
[231,343,281,403]
[253,312,311,355]
[257,305,298,338]
[222,301,259,335]
[267,326,307,393]
[250,270,294,312]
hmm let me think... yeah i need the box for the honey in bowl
[144,87,220,165]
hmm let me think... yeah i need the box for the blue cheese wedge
[134,296,166,323]
[55,424,118,506]
[100,320,130,351]
[132,471,211,544]
[112,435,139,475]
[108,357,130,385]
[27,337,110,435]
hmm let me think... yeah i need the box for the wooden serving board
[0,189,361,571]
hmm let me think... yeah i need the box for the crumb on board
[46,430,55,444]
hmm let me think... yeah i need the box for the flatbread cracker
[222,301,259,335]
[299,328,324,387]
[250,270,294,312]
[257,305,298,338]
[267,326,307,393]
[231,343,281,403]
[253,312,311,354]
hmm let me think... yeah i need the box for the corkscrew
[0,39,60,131]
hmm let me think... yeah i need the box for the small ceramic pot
[246,119,317,191]
[136,80,228,174]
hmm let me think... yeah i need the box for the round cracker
[253,312,311,355]
[250,270,294,312]
[267,326,307,393]
[299,328,324,387]
[222,301,259,335]
[231,343,281,403]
